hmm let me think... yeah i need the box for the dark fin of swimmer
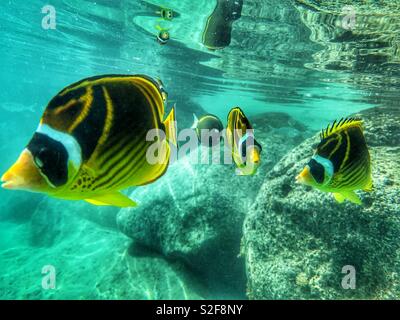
[202,0,243,50]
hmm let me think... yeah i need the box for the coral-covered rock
[117,113,310,297]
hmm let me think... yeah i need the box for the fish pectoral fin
[85,192,137,208]
[235,168,245,176]
[343,191,362,205]
[333,193,346,203]
[363,176,374,192]
[333,191,362,205]
[164,105,177,147]
[85,199,107,206]
[235,166,253,176]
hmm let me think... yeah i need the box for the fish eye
[240,135,258,159]
[240,139,248,159]
[308,159,325,184]
[34,147,49,169]
[34,156,44,169]
[39,147,49,159]
[27,132,69,187]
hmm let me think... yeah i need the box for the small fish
[157,8,174,21]
[1,75,177,207]
[191,113,224,147]
[226,107,262,175]
[157,29,170,45]
[296,117,373,205]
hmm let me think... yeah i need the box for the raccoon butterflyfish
[191,113,224,147]
[296,117,373,205]
[226,107,262,176]
[1,75,177,208]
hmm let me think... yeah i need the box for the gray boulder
[242,106,400,299]
[117,112,311,298]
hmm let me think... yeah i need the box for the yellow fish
[226,107,262,176]
[1,75,177,207]
[296,117,373,205]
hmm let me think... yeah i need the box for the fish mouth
[296,166,311,185]
[1,179,14,189]
[1,169,17,189]
[1,168,26,190]
[1,149,43,191]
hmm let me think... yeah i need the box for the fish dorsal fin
[320,117,363,140]
[363,174,374,192]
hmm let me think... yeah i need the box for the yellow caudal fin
[334,191,362,205]
[85,192,137,208]
[164,104,177,147]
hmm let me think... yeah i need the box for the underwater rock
[117,112,310,298]
[242,106,400,299]
[118,159,249,298]
[29,199,65,248]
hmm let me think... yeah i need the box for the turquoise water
[0,0,399,300]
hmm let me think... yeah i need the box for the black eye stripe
[239,136,261,159]
[308,159,325,184]
[27,133,69,187]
